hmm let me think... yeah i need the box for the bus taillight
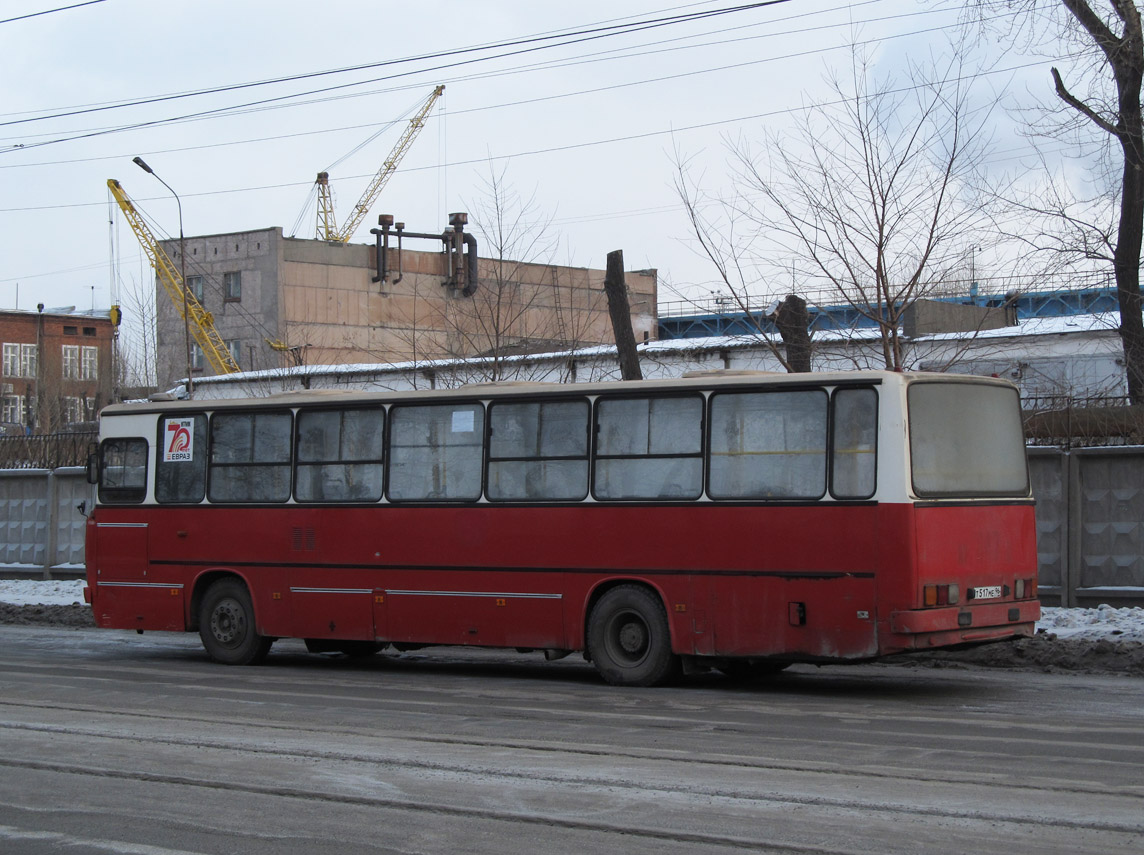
[923,584,960,607]
[1014,577,1038,599]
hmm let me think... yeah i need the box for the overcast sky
[1,0,1062,320]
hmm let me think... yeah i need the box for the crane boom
[106,179,240,375]
[317,84,445,243]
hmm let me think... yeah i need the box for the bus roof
[99,370,1018,417]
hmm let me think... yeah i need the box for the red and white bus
[85,370,1039,686]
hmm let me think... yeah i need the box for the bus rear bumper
[888,601,1040,648]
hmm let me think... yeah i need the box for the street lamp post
[133,156,193,398]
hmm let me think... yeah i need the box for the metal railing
[1023,396,1144,448]
[658,271,1117,319]
[0,431,98,470]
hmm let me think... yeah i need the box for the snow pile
[1035,604,1144,641]
[0,579,86,606]
[1,580,1141,641]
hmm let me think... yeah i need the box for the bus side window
[98,438,148,504]
[156,414,207,504]
[388,403,484,501]
[594,395,703,500]
[708,390,828,500]
[831,388,877,499]
[487,399,589,501]
[296,408,384,502]
[208,411,293,503]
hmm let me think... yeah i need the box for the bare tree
[676,45,997,371]
[973,0,1144,402]
[116,272,158,389]
[424,163,612,386]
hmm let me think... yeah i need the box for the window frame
[223,271,242,302]
[591,392,705,502]
[62,344,80,380]
[486,397,590,503]
[156,413,208,504]
[186,275,205,303]
[98,437,149,504]
[81,346,99,381]
[907,380,1030,499]
[386,401,485,503]
[207,409,293,504]
[828,386,878,501]
[294,406,386,503]
[706,386,830,502]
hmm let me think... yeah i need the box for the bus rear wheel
[198,579,272,665]
[588,585,680,687]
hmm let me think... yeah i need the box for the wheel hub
[211,600,243,645]
[617,619,648,656]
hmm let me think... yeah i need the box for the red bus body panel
[86,498,1039,662]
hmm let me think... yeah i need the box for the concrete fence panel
[1028,448,1068,607]
[1072,447,1144,607]
[0,468,93,578]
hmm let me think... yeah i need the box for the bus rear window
[908,382,1028,498]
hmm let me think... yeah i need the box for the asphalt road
[0,626,1141,855]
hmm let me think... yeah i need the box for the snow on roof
[192,311,1122,387]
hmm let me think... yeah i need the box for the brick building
[0,307,116,434]
[155,226,657,389]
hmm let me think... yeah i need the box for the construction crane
[315,84,445,243]
[106,178,240,375]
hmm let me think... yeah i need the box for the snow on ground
[1,579,87,607]
[1,579,1142,641]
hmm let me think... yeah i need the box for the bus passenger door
[90,521,182,631]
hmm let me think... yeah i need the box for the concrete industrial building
[155,227,657,390]
[0,307,115,433]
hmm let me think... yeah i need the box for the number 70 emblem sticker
[163,418,194,462]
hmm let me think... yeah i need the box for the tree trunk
[772,295,812,372]
[1115,101,1144,404]
[603,250,644,381]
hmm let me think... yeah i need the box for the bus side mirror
[86,451,100,485]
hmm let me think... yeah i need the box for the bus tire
[198,579,272,665]
[588,585,680,687]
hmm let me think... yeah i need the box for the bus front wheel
[588,585,680,687]
[198,579,272,665]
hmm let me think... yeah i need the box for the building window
[3,344,37,379]
[62,345,80,379]
[186,275,205,303]
[190,344,205,372]
[81,346,99,380]
[21,344,36,378]
[63,397,84,425]
[2,344,17,377]
[226,340,242,369]
[223,271,242,301]
[63,326,78,335]
[83,327,96,337]
[1,386,24,425]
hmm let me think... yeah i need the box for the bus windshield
[908,381,1028,498]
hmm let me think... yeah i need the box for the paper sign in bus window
[164,418,195,462]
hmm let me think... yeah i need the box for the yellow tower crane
[107,178,240,375]
[316,84,445,242]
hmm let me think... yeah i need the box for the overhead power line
[0,0,105,26]
[0,55,1051,217]
[0,1,791,134]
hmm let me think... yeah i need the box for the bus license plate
[972,586,1002,600]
